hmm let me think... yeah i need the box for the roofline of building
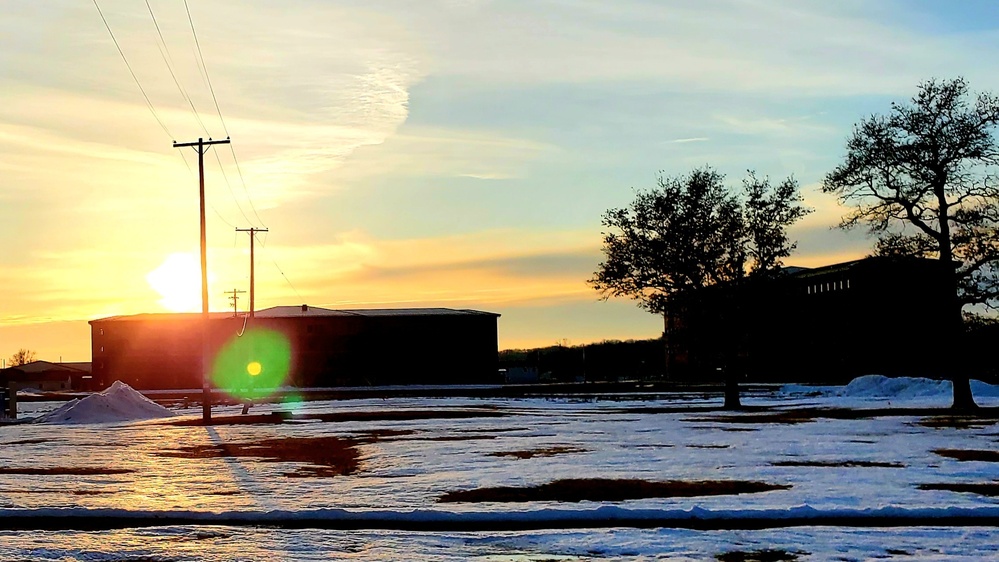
[0,360,91,374]
[788,255,947,279]
[89,306,501,324]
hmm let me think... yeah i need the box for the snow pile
[34,381,175,424]
[839,375,951,399]
[972,379,999,397]
[780,375,999,402]
[839,375,999,399]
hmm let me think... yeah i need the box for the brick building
[89,305,500,390]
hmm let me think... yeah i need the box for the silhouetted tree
[8,349,36,367]
[590,167,809,408]
[745,172,812,277]
[823,77,999,410]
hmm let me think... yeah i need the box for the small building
[0,361,93,419]
[89,305,501,390]
[0,361,92,392]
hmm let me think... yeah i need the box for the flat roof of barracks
[89,305,500,324]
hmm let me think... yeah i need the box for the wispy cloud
[393,0,996,95]
[332,126,558,183]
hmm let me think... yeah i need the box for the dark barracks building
[89,305,500,390]
[665,257,957,382]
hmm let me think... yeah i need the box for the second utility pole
[173,137,230,423]
[236,227,268,318]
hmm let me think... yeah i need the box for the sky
[3,0,999,362]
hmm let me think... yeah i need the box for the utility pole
[224,288,246,317]
[235,227,268,318]
[173,136,230,423]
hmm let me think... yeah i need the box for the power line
[182,1,266,229]
[92,0,173,139]
[272,258,304,302]
[144,0,210,136]
[184,0,228,138]
[180,149,236,228]
[257,242,304,302]
[211,202,238,229]
[177,148,194,176]
[99,1,266,238]
[229,144,266,227]
[211,146,255,226]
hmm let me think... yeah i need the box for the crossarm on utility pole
[224,288,246,317]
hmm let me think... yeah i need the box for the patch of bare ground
[157,436,364,478]
[358,429,498,442]
[916,416,999,429]
[933,449,999,462]
[167,408,509,426]
[487,446,587,460]
[0,489,114,495]
[97,558,174,562]
[773,460,905,468]
[1,439,51,446]
[716,549,806,562]
[917,482,999,497]
[438,478,790,503]
[454,427,529,432]
[612,405,757,415]
[356,429,416,440]
[408,434,498,442]
[0,467,134,476]
[690,412,816,425]
[688,426,758,432]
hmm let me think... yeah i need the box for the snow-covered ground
[1,376,998,560]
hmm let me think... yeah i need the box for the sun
[146,253,204,312]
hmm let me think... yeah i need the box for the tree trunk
[663,312,672,382]
[937,231,978,411]
[952,376,978,410]
[724,378,741,410]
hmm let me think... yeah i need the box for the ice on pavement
[32,380,175,424]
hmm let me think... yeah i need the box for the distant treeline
[499,338,665,383]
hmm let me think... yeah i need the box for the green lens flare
[279,392,305,415]
[211,327,291,400]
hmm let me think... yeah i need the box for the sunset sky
[3,0,999,362]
